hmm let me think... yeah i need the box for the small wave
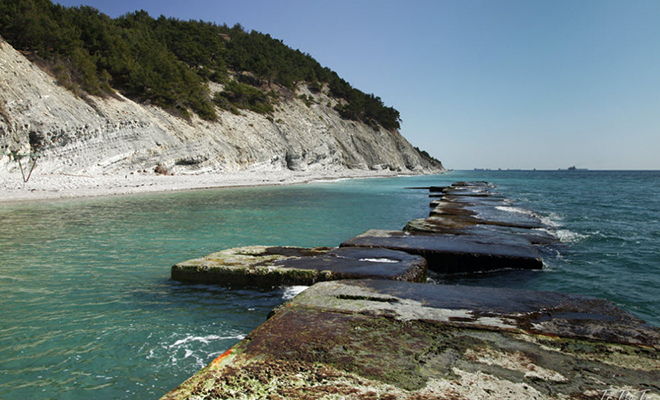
[540,212,563,228]
[555,229,588,243]
[539,216,561,228]
[495,206,564,228]
[147,332,247,368]
[495,205,537,217]
[282,285,309,300]
[168,334,245,349]
[0,275,23,282]
[310,177,351,184]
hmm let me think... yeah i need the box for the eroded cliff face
[0,38,443,176]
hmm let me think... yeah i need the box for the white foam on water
[282,285,309,300]
[495,205,537,217]
[497,206,567,229]
[539,216,560,228]
[555,229,588,243]
[168,334,245,348]
[540,212,563,228]
[311,177,351,183]
[496,204,562,227]
[148,332,247,368]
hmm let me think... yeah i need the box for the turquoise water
[1,171,658,399]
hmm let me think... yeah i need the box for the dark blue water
[0,170,658,399]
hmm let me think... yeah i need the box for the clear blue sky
[54,0,660,170]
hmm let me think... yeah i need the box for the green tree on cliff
[0,0,401,129]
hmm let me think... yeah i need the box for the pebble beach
[0,169,415,203]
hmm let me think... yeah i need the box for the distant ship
[566,166,588,171]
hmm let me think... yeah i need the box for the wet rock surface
[405,217,559,245]
[171,245,427,288]
[341,229,544,273]
[162,280,660,400]
[341,181,557,273]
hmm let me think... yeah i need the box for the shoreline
[0,169,441,204]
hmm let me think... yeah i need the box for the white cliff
[0,37,443,179]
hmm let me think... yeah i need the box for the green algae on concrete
[161,279,660,400]
[404,217,559,245]
[171,246,427,288]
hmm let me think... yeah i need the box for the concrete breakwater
[163,181,660,400]
[171,246,428,287]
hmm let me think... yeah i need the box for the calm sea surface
[1,170,658,399]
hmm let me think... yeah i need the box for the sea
[1,170,658,399]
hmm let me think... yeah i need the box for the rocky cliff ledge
[0,37,443,178]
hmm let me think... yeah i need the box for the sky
[53,0,660,170]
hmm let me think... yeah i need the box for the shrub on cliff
[0,0,400,129]
[214,80,275,114]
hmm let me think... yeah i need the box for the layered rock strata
[0,37,443,177]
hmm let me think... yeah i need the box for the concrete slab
[341,229,543,273]
[441,189,493,197]
[430,202,547,229]
[439,195,510,208]
[162,280,660,400]
[451,181,492,187]
[171,246,427,288]
[405,217,559,245]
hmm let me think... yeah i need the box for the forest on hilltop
[0,0,401,130]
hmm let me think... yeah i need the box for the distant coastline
[473,167,590,171]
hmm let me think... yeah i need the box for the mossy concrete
[405,217,558,245]
[429,196,546,230]
[171,246,427,288]
[161,280,660,400]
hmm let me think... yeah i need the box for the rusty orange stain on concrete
[212,348,232,365]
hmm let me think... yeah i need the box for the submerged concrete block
[405,217,559,245]
[341,229,543,273]
[421,181,556,246]
[171,245,427,288]
[162,280,660,400]
[430,198,547,230]
[451,180,491,187]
